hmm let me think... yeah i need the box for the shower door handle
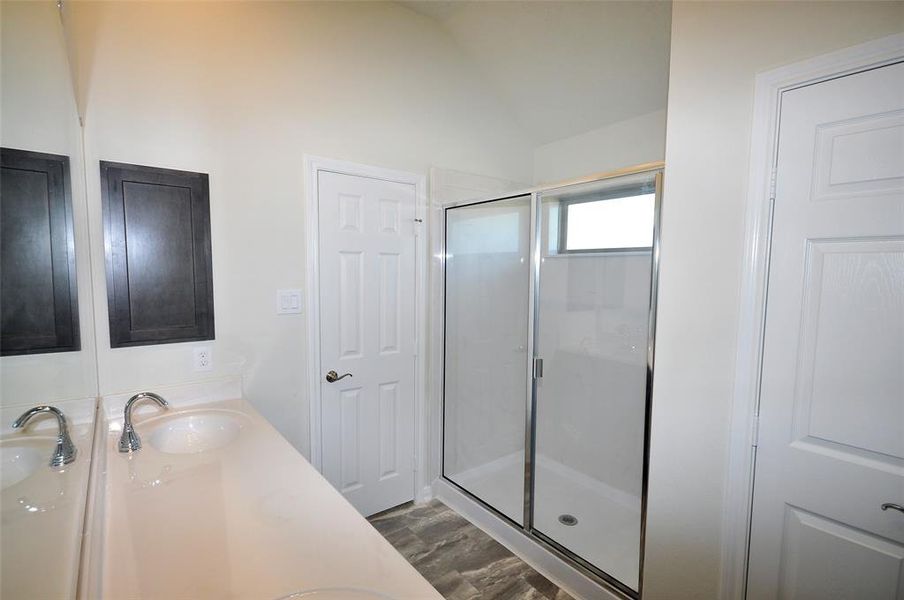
[533,358,544,379]
[325,370,353,383]
[882,503,904,515]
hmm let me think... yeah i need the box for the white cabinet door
[318,170,417,517]
[748,61,904,599]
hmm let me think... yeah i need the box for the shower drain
[558,514,578,526]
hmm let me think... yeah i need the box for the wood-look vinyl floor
[369,500,574,600]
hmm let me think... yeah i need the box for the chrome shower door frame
[438,162,664,600]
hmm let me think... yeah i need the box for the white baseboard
[415,484,433,504]
[433,478,624,600]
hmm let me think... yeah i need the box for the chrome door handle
[325,370,352,383]
[881,503,904,514]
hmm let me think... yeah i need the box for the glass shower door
[443,195,532,524]
[532,172,659,592]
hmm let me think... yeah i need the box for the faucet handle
[11,405,77,467]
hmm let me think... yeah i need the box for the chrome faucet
[119,392,168,453]
[12,405,77,467]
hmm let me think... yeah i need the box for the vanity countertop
[0,397,97,600]
[95,396,441,600]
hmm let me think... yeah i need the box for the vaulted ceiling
[398,1,672,146]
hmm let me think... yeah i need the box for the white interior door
[318,170,417,517]
[748,61,904,598]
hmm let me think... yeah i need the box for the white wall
[533,109,667,185]
[423,0,672,147]
[0,1,98,407]
[644,3,904,598]
[403,1,672,186]
[65,1,534,453]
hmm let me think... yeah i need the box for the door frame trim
[304,155,429,504]
[721,32,904,600]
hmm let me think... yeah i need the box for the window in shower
[555,183,656,253]
[442,194,531,525]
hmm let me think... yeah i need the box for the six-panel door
[748,61,904,599]
[318,170,418,517]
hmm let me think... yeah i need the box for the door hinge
[751,414,760,448]
[533,357,544,379]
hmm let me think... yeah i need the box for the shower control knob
[325,370,353,383]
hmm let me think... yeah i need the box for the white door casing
[747,60,904,599]
[308,158,426,517]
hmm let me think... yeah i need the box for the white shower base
[448,452,640,591]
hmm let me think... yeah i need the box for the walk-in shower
[441,165,662,597]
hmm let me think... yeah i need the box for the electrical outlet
[193,346,213,372]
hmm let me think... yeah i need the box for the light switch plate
[277,289,303,314]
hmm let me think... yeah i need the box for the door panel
[533,172,657,593]
[442,195,531,525]
[379,382,400,479]
[319,170,417,516]
[797,239,903,460]
[778,507,904,599]
[339,387,362,493]
[379,253,401,353]
[748,61,904,598]
[338,250,363,358]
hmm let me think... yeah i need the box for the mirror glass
[0,1,97,402]
[0,3,98,598]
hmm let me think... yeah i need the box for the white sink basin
[147,411,246,454]
[0,438,50,490]
[279,589,395,600]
